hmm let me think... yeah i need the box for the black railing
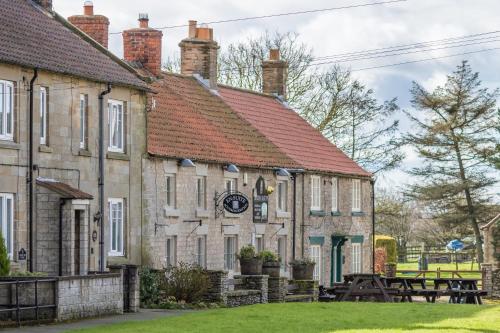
[0,279,57,327]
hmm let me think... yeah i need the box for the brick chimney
[34,0,52,11]
[179,21,219,89]
[68,1,110,48]
[262,49,288,99]
[123,14,163,78]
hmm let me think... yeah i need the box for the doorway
[74,210,83,275]
[331,236,347,284]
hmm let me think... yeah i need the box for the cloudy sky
[56,0,499,195]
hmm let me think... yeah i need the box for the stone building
[0,0,148,276]
[122,17,374,287]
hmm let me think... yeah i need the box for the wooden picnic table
[431,278,483,304]
[382,277,428,302]
[338,274,394,302]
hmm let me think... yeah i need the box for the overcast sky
[56,0,499,196]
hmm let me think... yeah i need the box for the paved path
[0,309,192,333]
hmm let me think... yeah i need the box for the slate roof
[218,86,371,177]
[36,178,93,199]
[147,74,299,169]
[0,0,147,89]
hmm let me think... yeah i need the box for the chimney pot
[269,49,280,61]
[139,13,149,28]
[83,1,93,15]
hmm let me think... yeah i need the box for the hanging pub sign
[253,176,269,223]
[223,193,249,214]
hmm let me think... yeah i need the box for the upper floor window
[277,180,288,212]
[109,198,124,256]
[0,193,14,259]
[0,80,14,141]
[196,176,207,209]
[352,179,362,212]
[79,94,88,149]
[331,177,338,212]
[311,176,321,211]
[108,100,124,153]
[39,87,48,145]
[165,174,176,209]
[225,178,237,193]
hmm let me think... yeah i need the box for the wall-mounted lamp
[275,168,291,177]
[224,164,239,173]
[179,159,196,167]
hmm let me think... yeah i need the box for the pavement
[0,309,192,333]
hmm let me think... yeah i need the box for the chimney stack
[68,1,110,48]
[179,21,219,89]
[123,14,163,77]
[34,0,52,11]
[262,49,288,99]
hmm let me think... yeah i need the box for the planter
[292,263,315,280]
[262,261,280,277]
[239,258,263,275]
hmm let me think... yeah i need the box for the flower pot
[239,258,263,275]
[262,261,280,277]
[292,263,315,280]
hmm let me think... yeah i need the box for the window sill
[351,211,365,216]
[276,211,291,219]
[106,152,130,161]
[0,140,20,150]
[108,252,125,257]
[164,208,180,218]
[196,208,210,218]
[78,149,92,157]
[39,145,53,153]
[331,211,341,216]
[310,210,327,217]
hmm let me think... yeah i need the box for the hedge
[375,235,397,264]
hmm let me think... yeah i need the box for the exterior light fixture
[179,159,196,167]
[225,164,239,173]
[276,168,291,177]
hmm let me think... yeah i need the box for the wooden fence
[396,268,484,288]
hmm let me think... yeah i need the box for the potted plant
[260,250,280,277]
[238,245,263,275]
[290,258,315,280]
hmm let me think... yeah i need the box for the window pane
[6,198,11,255]
[6,84,12,136]
[0,83,4,135]
[117,105,123,149]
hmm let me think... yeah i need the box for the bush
[164,262,211,303]
[0,233,10,276]
[139,267,163,306]
[375,235,397,263]
[238,245,258,260]
[290,257,315,266]
[260,250,279,262]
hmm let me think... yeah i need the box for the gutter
[289,169,305,260]
[98,83,112,272]
[28,69,38,273]
[371,179,376,274]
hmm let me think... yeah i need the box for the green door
[331,236,348,284]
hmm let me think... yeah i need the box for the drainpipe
[291,173,297,260]
[59,198,69,276]
[301,173,305,257]
[28,69,38,273]
[98,83,112,272]
[371,179,376,274]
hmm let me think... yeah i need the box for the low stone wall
[492,269,500,299]
[204,270,229,304]
[268,277,287,303]
[287,280,319,302]
[225,290,261,307]
[234,275,268,304]
[57,274,123,321]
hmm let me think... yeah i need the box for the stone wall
[268,277,287,303]
[234,275,268,304]
[204,270,229,304]
[492,269,500,299]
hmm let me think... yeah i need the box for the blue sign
[447,239,464,251]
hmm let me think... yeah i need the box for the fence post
[437,267,440,279]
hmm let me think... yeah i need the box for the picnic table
[337,274,396,302]
[432,278,485,304]
[382,277,428,302]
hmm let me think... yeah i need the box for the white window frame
[165,174,176,209]
[79,94,87,149]
[225,178,237,193]
[278,236,287,272]
[224,235,237,271]
[252,234,264,253]
[0,80,14,141]
[352,243,362,273]
[39,87,47,145]
[196,235,207,268]
[310,244,321,281]
[277,180,288,212]
[331,177,338,212]
[165,236,177,267]
[108,99,124,153]
[352,179,362,212]
[311,176,321,211]
[108,198,124,256]
[196,176,207,209]
[0,193,14,259]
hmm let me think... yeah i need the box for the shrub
[0,233,10,276]
[374,247,387,274]
[290,257,315,266]
[10,271,47,277]
[375,235,397,263]
[238,245,258,260]
[163,262,211,303]
[139,267,163,306]
[260,250,279,263]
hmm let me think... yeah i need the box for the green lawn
[66,302,500,333]
[396,261,482,285]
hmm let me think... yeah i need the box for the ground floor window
[253,234,264,253]
[277,236,287,271]
[310,244,321,281]
[108,198,124,256]
[196,235,207,268]
[166,236,177,267]
[0,193,13,259]
[352,243,362,273]
[224,236,237,271]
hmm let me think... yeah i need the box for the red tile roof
[0,0,147,89]
[218,86,371,177]
[36,178,93,199]
[148,74,299,169]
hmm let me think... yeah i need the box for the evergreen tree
[406,61,500,262]
[0,233,10,276]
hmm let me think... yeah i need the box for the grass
[65,302,500,333]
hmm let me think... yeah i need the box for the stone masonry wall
[492,269,500,299]
[268,277,287,302]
